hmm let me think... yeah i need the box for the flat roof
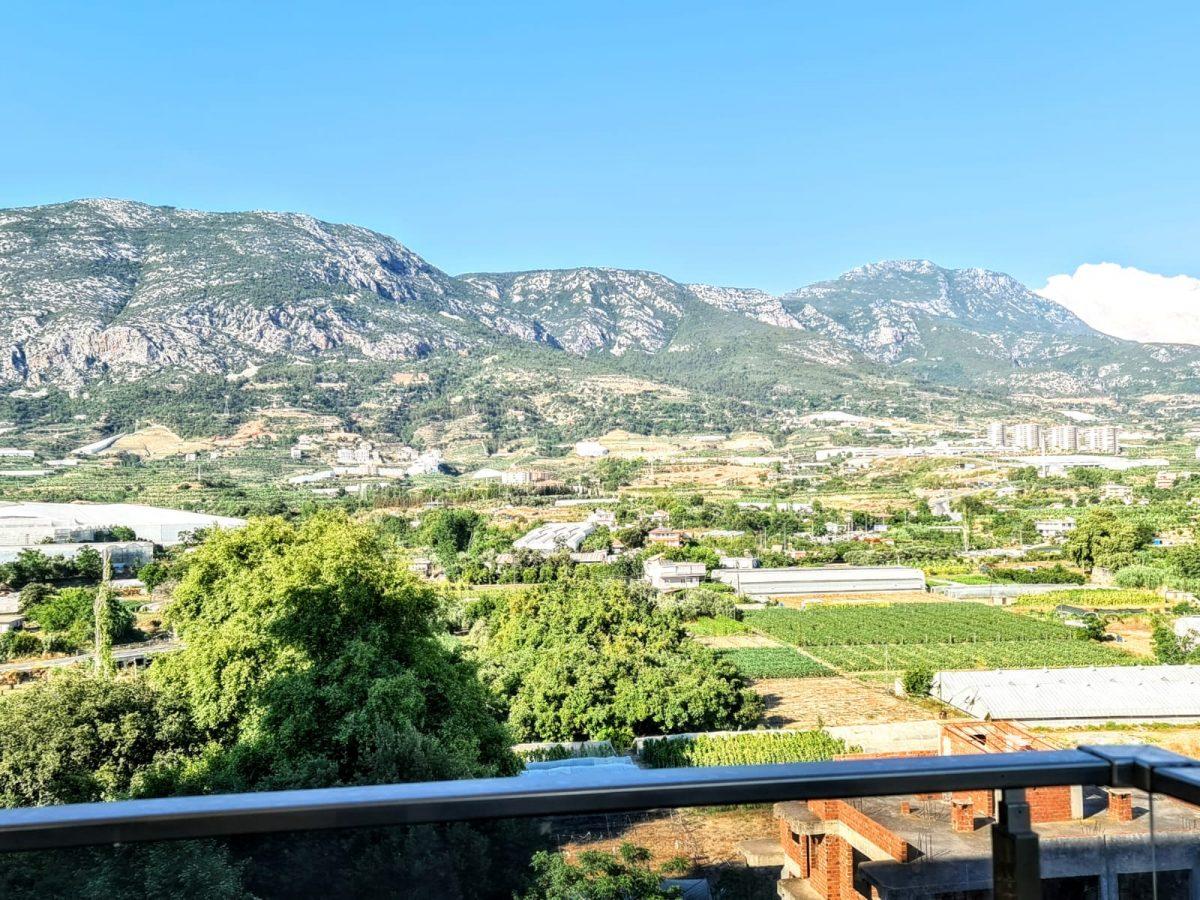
[933,666,1200,721]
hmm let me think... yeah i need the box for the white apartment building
[1080,426,1120,454]
[1046,425,1079,453]
[1009,423,1042,451]
[986,423,1007,447]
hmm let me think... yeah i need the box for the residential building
[770,721,1197,900]
[1156,470,1179,490]
[986,422,1006,447]
[646,527,685,548]
[500,469,546,486]
[642,556,705,592]
[1009,423,1042,451]
[1100,483,1133,504]
[1033,517,1076,541]
[587,509,617,528]
[1046,424,1078,452]
[1080,425,1120,454]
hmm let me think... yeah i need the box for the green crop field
[744,603,1066,646]
[806,640,1138,672]
[641,729,849,768]
[744,603,1140,673]
[687,615,749,636]
[716,647,832,678]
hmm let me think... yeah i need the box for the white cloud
[1037,263,1200,346]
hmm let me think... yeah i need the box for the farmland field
[640,729,849,768]
[744,603,1065,646]
[716,647,832,678]
[687,615,749,636]
[744,603,1140,673]
[806,639,1138,672]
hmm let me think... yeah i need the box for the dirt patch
[753,676,929,729]
[1037,726,1200,758]
[693,634,783,649]
[638,464,769,489]
[1105,618,1155,658]
[105,426,210,460]
[391,372,430,386]
[557,804,776,869]
[774,591,940,608]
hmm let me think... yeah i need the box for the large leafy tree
[1064,509,1153,571]
[471,581,762,744]
[0,672,199,807]
[151,512,518,791]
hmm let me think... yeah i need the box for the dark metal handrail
[2,745,1199,852]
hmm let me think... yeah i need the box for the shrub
[901,667,934,696]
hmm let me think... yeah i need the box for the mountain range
[1,199,1197,437]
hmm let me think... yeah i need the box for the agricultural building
[0,502,245,546]
[0,541,154,573]
[932,666,1200,724]
[711,565,925,598]
[513,522,595,554]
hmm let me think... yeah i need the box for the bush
[901,668,934,696]
[1114,565,1168,590]
[658,586,739,621]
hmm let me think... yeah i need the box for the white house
[1034,518,1076,541]
[643,556,705,593]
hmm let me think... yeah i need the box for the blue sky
[3,1,1198,293]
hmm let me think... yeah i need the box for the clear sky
[3,1,1198,293]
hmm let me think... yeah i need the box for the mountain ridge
[3,199,1198,429]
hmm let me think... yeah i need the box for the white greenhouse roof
[513,522,595,553]
[933,666,1200,721]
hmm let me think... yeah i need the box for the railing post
[992,787,1042,900]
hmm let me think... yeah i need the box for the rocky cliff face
[2,201,1196,401]
[0,199,548,386]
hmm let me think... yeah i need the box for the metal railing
[0,744,1198,896]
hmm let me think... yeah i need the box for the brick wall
[1107,788,1133,822]
[1026,785,1074,823]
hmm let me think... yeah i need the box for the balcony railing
[0,744,1198,898]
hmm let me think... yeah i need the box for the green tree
[24,587,136,651]
[472,581,762,745]
[151,512,518,791]
[74,546,104,582]
[1064,509,1153,571]
[0,672,200,807]
[518,844,684,900]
